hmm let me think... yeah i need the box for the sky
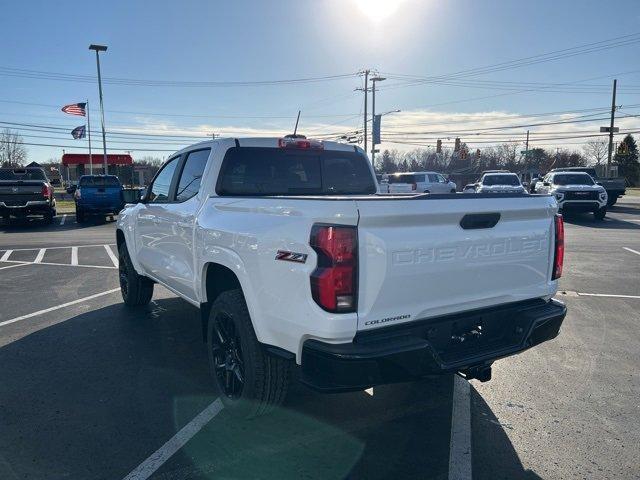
[1,0,640,163]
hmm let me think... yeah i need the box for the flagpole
[87,99,93,175]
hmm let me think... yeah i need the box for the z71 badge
[275,250,308,263]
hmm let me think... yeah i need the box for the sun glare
[355,0,405,23]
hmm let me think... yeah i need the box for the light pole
[89,44,108,174]
[370,76,386,165]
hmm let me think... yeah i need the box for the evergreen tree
[613,134,639,186]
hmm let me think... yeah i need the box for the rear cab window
[216,147,376,196]
[79,176,121,187]
[0,169,47,181]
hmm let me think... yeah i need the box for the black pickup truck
[0,167,56,223]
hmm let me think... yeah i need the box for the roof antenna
[286,110,305,139]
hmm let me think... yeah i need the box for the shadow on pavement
[561,211,640,230]
[0,296,531,480]
[471,388,543,480]
[0,215,115,233]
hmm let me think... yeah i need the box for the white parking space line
[122,398,224,480]
[578,292,640,299]
[1,259,116,270]
[0,250,12,261]
[0,263,29,271]
[623,247,640,256]
[104,244,119,267]
[0,243,116,252]
[0,288,120,328]
[71,247,78,266]
[34,248,46,264]
[60,215,66,225]
[448,375,472,480]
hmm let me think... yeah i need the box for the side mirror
[522,182,529,188]
[138,188,147,203]
[596,181,603,186]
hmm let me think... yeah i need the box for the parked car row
[378,171,457,193]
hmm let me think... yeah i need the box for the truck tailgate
[355,195,557,331]
[0,182,44,206]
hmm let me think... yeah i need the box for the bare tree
[582,140,608,165]
[0,128,27,167]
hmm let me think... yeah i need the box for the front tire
[207,289,290,418]
[594,207,607,220]
[118,242,154,306]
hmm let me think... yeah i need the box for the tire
[118,242,154,306]
[594,207,607,221]
[450,189,456,194]
[207,289,291,418]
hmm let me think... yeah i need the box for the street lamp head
[89,44,108,52]
[371,76,387,82]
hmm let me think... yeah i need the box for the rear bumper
[301,298,566,392]
[76,203,122,214]
[0,201,54,216]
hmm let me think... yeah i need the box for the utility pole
[370,76,386,165]
[525,130,529,152]
[606,79,617,177]
[363,70,369,156]
[355,71,371,154]
[86,99,93,175]
[89,44,108,174]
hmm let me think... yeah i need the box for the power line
[0,68,359,88]
[380,32,640,84]
[0,99,359,120]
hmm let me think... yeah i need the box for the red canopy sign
[62,153,133,166]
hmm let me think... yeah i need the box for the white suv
[386,171,457,194]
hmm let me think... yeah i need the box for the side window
[148,157,180,203]
[414,174,426,183]
[427,174,438,183]
[176,149,210,202]
[437,174,447,183]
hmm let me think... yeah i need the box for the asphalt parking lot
[1,199,639,480]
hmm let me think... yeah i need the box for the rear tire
[594,207,607,221]
[118,242,154,306]
[207,289,291,418]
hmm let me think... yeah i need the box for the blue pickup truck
[74,175,123,222]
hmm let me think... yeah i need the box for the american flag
[61,102,86,116]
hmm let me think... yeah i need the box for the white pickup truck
[116,136,567,417]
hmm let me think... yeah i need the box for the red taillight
[552,214,564,280]
[41,184,51,198]
[310,225,357,313]
[411,182,417,191]
[278,137,323,150]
